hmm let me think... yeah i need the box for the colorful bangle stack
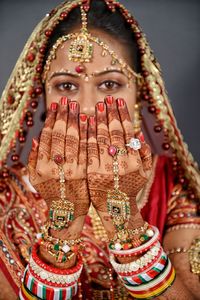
[109,226,176,299]
[19,242,83,300]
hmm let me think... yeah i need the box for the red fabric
[141,156,174,239]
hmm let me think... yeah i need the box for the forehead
[48,30,131,73]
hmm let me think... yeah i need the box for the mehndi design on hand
[87,96,152,239]
[27,98,90,239]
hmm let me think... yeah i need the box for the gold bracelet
[166,247,188,255]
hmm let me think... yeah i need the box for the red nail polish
[106,95,114,105]
[32,138,38,151]
[50,102,58,111]
[97,102,104,112]
[117,98,125,107]
[80,114,87,122]
[89,116,95,126]
[60,96,68,105]
[138,132,145,143]
[70,101,77,111]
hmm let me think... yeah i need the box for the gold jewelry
[133,102,142,134]
[49,164,74,230]
[40,222,83,246]
[42,6,141,82]
[107,148,130,231]
[188,238,200,275]
[166,247,188,255]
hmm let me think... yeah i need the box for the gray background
[0,0,199,163]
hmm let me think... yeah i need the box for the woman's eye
[55,82,78,92]
[99,80,121,90]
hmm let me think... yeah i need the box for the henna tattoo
[97,111,107,125]
[87,143,99,159]
[118,106,131,123]
[120,161,128,170]
[65,135,79,156]
[38,152,44,161]
[39,131,52,158]
[56,106,67,122]
[97,136,110,145]
[67,109,79,130]
[105,163,113,172]
[51,131,65,155]
[65,169,73,178]
[65,155,75,164]
[44,110,56,129]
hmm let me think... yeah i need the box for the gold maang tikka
[42,5,142,82]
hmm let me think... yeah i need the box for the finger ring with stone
[125,138,141,150]
[108,145,127,157]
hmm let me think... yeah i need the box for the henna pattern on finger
[68,111,79,130]
[87,143,99,159]
[118,107,131,123]
[51,131,65,155]
[97,112,107,125]
[65,135,79,155]
[44,111,56,129]
[65,155,75,164]
[56,106,68,122]
[108,110,121,123]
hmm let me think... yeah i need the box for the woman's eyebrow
[92,69,125,77]
[49,71,80,81]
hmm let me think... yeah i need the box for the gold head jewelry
[42,5,141,82]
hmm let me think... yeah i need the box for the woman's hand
[87,96,152,239]
[27,98,90,241]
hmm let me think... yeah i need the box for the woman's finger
[87,116,99,170]
[106,96,125,149]
[117,98,135,155]
[65,101,79,165]
[51,97,68,159]
[27,138,39,181]
[37,103,57,164]
[137,132,152,171]
[96,101,111,167]
[78,113,88,172]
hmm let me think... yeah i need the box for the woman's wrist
[39,243,77,269]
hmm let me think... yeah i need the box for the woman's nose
[78,86,97,116]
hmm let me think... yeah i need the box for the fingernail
[138,132,145,143]
[80,114,87,122]
[106,95,114,105]
[70,101,77,111]
[32,138,38,151]
[60,96,68,105]
[117,98,125,107]
[50,102,58,111]
[89,116,95,126]
[97,102,105,112]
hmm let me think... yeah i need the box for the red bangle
[32,243,83,275]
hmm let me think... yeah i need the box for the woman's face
[45,29,137,121]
